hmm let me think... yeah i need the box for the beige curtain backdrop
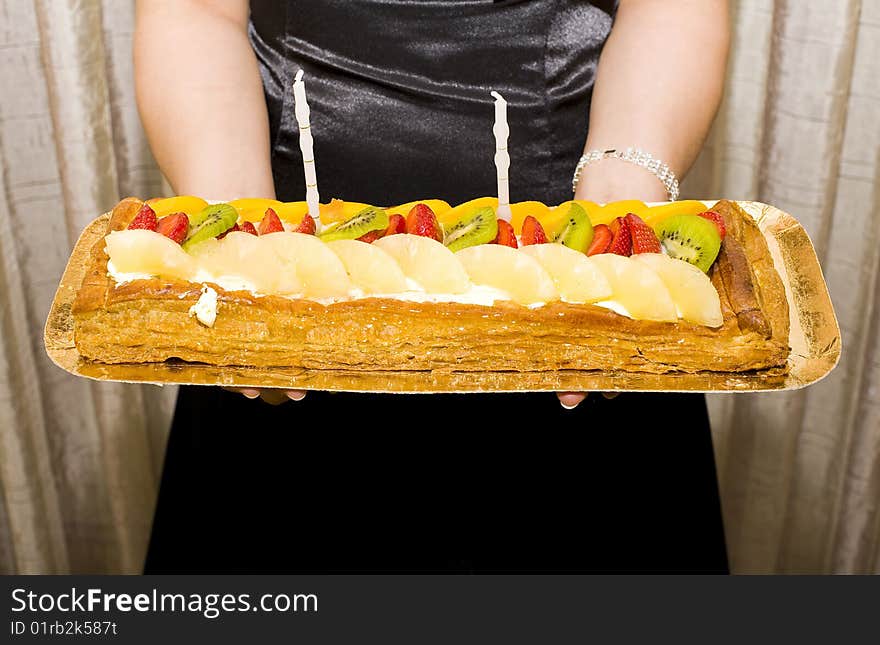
[0,0,877,573]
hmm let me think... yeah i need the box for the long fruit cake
[72,196,790,374]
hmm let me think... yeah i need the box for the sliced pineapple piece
[456,245,557,306]
[520,244,611,303]
[105,230,197,281]
[187,233,278,294]
[590,253,677,322]
[326,239,408,294]
[260,232,350,299]
[632,253,723,327]
[189,232,298,294]
[374,234,470,294]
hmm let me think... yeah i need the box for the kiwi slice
[656,214,721,273]
[318,206,388,242]
[549,202,593,253]
[182,203,239,251]
[442,206,498,252]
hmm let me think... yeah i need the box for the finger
[557,392,587,410]
[223,387,261,399]
[602,392,619,400]
[259,389,292,406]
[286,390,307,402]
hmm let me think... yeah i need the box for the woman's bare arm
[574,0,730,204]
[561,0,729,409]
[135,0,275,199]
[136,0,301,404]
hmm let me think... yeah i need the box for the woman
[138,0,730,572]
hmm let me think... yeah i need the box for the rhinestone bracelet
[572,147,679,201]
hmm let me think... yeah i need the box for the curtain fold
[688,0,880,573]
[0,0,878,573]
[0,0,174,574]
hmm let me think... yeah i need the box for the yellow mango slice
[387,199,452,218]
[228,198,284,222]
[275,201,311,224]
[510,201,552,234]
[593,200,649,226]
[228,199,316,225]
[439,196,498,226]
[642,200,709,228]
[150,196,209,218]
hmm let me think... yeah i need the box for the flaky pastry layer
[72,198,790,374]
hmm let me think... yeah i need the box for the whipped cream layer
[108,260,550,310]
[107,259,638,317]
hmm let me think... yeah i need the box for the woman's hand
[556,0,729,409]
[223,388,308,405]
[574,159,669,204]
[136,2,286,405]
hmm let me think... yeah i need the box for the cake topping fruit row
[107,234,723,327]
[135,197,726,273]
[113,197,729,326]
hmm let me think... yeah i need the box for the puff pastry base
[72,199,790,375]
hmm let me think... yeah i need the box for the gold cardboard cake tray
[44,201,840,393]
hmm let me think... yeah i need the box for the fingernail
[287,391,306,401]
[560,401,579,410]
[241,389,260,399]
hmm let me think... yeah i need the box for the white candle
[491,91,512,222]
[293,69,321,223]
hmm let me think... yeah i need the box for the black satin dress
[145,0,728,573]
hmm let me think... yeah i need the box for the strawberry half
[240,220,258,235]
[156,212,189,244]
[386,213,406,236]
[128,203,158,231]
[258,208,284,235]
[357,229,384,243]
[697,210,726,240]
[625,212,661,254]
[493,219,518,248]
[406,203,443,242]
[521,215,547,246]
[607,217,632,256]
[359,212,407,243]
[293,213,316,235]
[586,223,613,256]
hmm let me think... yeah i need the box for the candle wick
[490,90,504,102]
[295,69,304,83]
